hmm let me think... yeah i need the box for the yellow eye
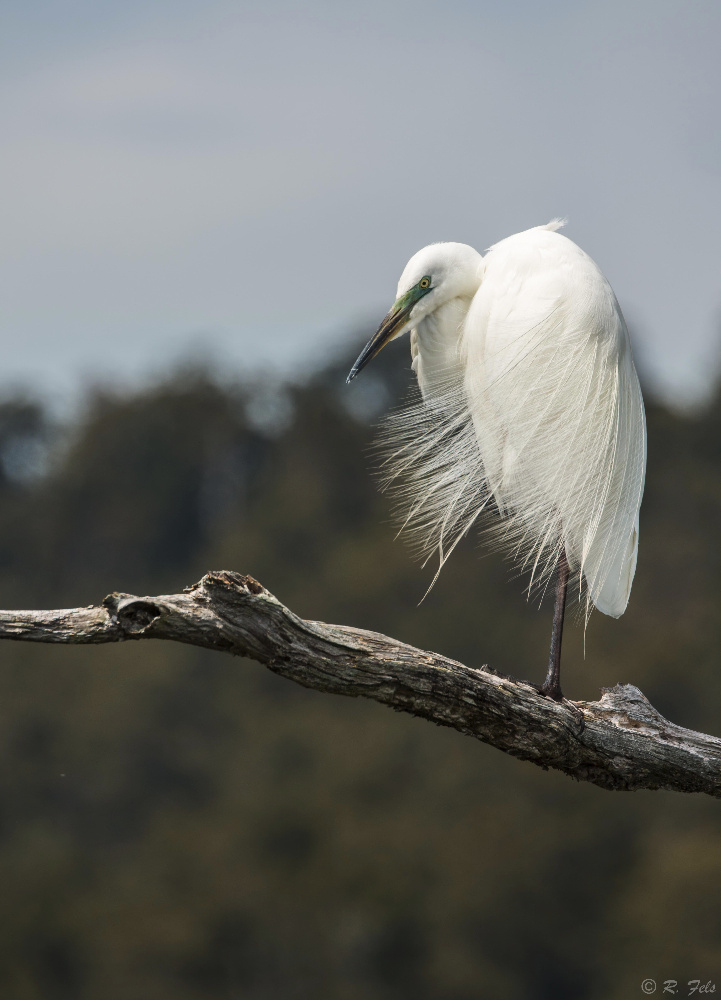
[419,276,431,289]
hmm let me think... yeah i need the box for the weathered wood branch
[0,570,718,797]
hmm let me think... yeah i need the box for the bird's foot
[539,678,564,702]
[529,681,585,733]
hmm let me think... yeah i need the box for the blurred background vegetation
[0,335,720,999]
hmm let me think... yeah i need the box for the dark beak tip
[346,300,408,387]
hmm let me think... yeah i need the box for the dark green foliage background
[0,339,719,998]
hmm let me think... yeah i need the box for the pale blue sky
[1,0,720,404]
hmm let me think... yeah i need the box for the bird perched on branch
[346,221,646,701]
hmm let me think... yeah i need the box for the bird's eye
[419,276,431,289]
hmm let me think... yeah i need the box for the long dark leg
[540,550,569,701]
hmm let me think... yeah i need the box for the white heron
[347,221,646,700]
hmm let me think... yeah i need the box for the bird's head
[346,242,482,382]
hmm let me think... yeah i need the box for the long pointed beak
[346,298,414,383]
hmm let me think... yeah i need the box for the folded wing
[463,227,646,616]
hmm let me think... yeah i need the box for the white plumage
[347,221,646,695]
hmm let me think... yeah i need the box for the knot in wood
[115,599,162,634]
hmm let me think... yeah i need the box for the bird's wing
[462,228,646,616]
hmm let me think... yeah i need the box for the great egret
[347,221,646,700]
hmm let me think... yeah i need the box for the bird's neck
[412,297,472,398]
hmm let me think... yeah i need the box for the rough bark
[0,570,718,797]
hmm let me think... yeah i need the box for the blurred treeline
[0,337,720,1000]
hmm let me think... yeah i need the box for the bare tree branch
[0,570,718,797]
